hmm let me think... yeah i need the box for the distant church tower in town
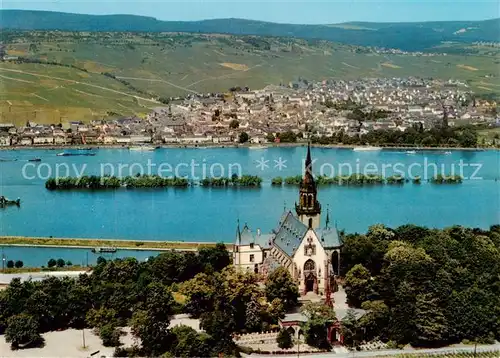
[295,143,321,229]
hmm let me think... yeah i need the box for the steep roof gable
[272,211,308,257]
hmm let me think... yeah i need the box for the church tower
[295,143,321,229]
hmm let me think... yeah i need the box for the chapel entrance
[304,259,317,294]
[305,274,315,293]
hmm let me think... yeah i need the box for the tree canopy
[342,224,500,347]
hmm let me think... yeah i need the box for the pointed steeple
[305,141,312,174]
[235,218,241,245]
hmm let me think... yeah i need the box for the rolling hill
[1,10,499,51]
[1,29,498,125]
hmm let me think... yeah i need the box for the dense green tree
[180,272,218,317]
[99,323,122,347]
[413,293,448,346]
[56,259,65,268]
[359,300,390,342]
[86,307,118,329]
[301,302,335,350]
[276,328,294,349]
[265,267,299,311]
[130,282,174,357]
[47,259,56,268]
[200,301,236,356]
[5,314,44,349]
[170,325,213,357]
[6,260,14,269]
[341,309,362,349]
[14,261,23,268]
[239,132,249,143]
[198,243,230,272]
[303,318,330,350]
[245,295,263,332]
[344,264,372,307]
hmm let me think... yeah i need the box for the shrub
[14,260,23,268]
[6,260,14,269]
[99,324,122,347]
[276,328,294,349]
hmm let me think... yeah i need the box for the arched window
[332,251,340,275]
[304,259,315,272]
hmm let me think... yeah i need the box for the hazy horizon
[2,1,499,25]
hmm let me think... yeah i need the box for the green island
[200,175,262,187]
[0,236,227,251]
[274,174,463,186]
[45,174,264,190]
[45,175,189,190]
[44,174,463,191]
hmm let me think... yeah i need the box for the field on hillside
[1,31,499,124]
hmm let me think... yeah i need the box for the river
[0,147,498,266]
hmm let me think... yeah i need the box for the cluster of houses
[0,77,497,147]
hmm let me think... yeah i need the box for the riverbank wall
[0,236,232,251]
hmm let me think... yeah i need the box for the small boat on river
[28,158,42,162]
[91,247,117,254]
[57,152,96,157]
[0,196,21,208]
[129,145,156,151]
[353,146,382,152]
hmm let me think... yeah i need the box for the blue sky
[2,0,499,24]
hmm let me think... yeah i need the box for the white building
[233,144,343,296]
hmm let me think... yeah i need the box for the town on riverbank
[1,77,499,149]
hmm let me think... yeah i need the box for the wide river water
[0,147,499,266]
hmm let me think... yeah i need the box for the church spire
[295,142,321,229]
[235,218,241,245]
[305,141,312,174]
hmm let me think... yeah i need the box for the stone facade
[233,144,343,296]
